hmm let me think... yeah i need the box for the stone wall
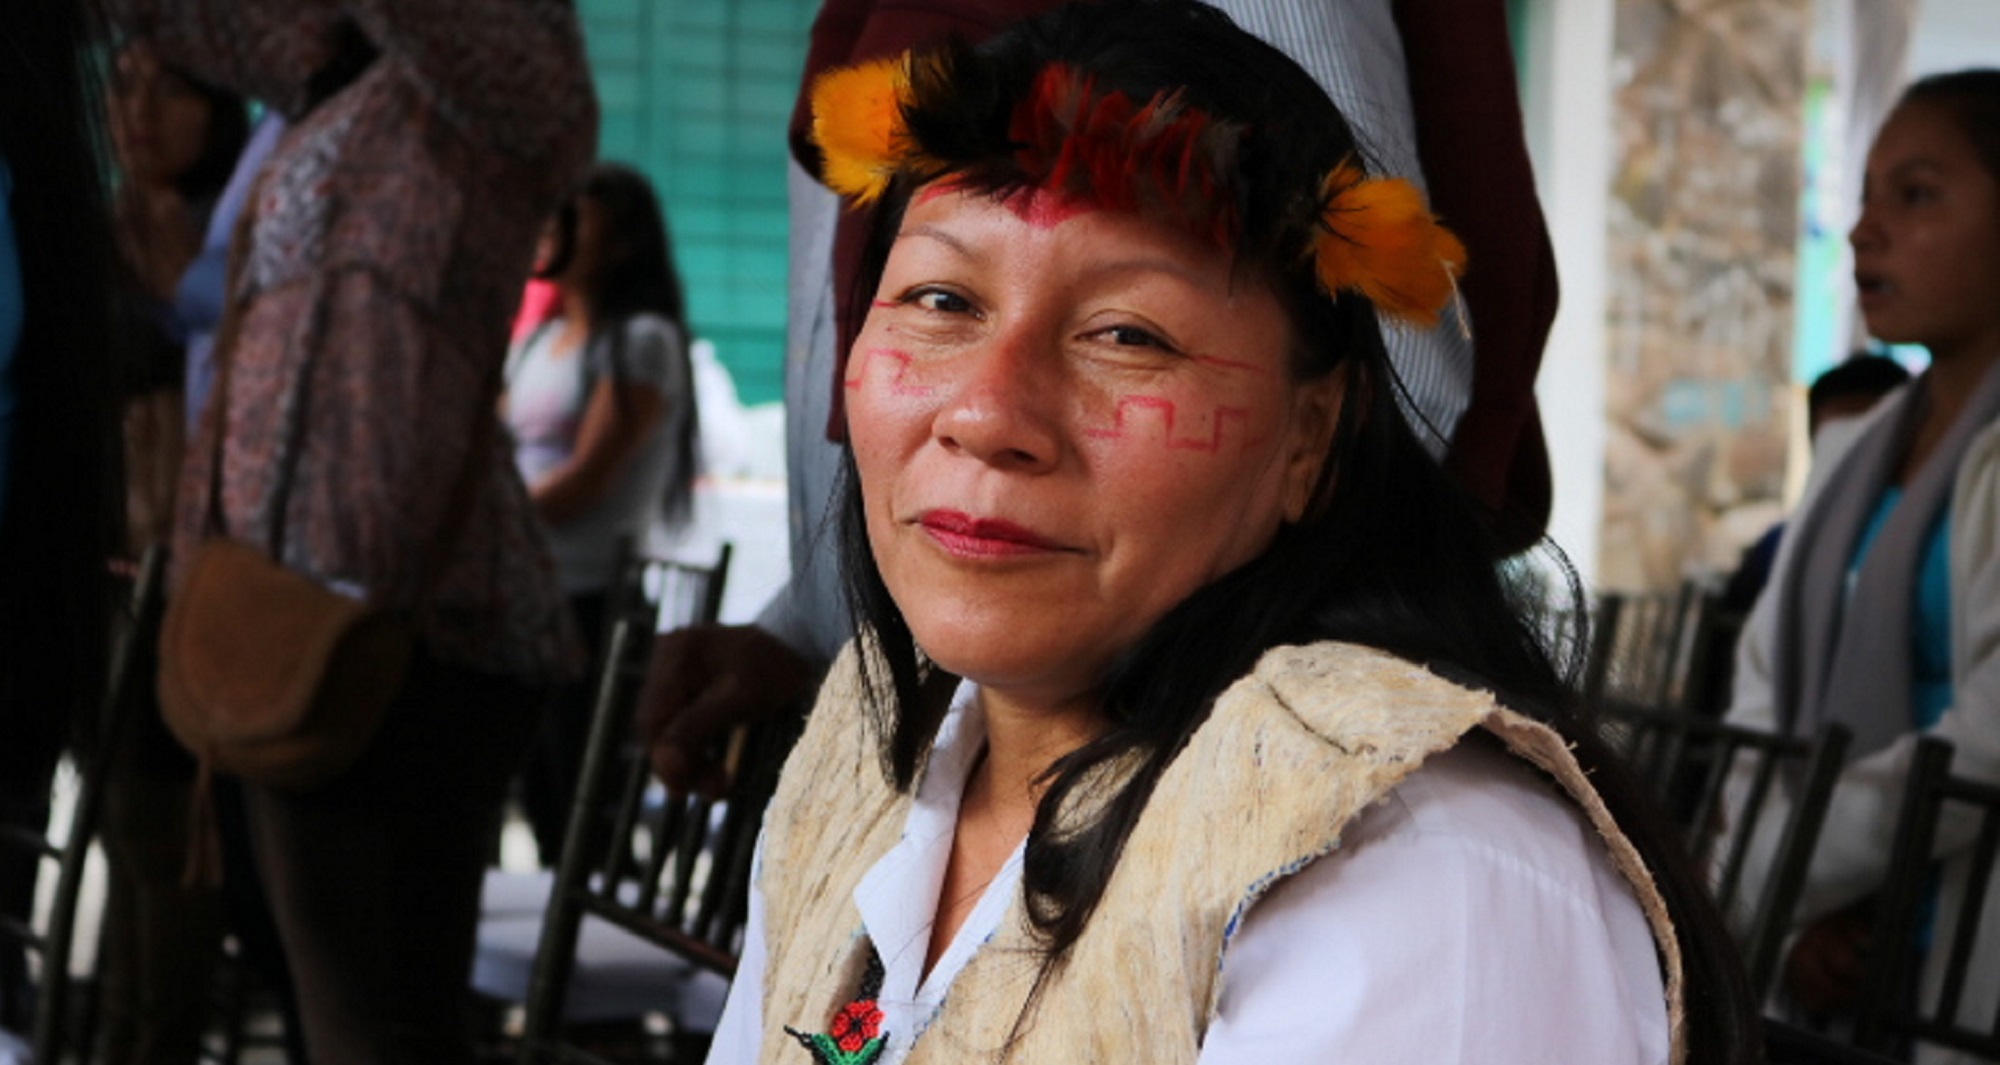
[1599,0,1810,591]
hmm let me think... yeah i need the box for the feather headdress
[1311,160,1467,329]
[810,55,915,203]
[1006,65,1242,245]
[809,52,1467,328]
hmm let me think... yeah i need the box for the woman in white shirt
[503,161,698,866]
[706,3,1756,1062]
[1724,70,2000,1058]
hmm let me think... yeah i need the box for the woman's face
[848,186,1342,714]
[546,195,616,297]
[1851,100,2000,361]
[109,43,213,190]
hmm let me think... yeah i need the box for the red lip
[917,509,1070,558]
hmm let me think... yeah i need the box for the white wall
[1520,0,1616,587]
[1908,0,2000,76]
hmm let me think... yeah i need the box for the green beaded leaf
[786,1026,886,1065]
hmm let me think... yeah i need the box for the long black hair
[0,0,120,787]
[167,64,250,204]
[541,161,700,529]
[106,39,251,206]
[832,2,1758,1060]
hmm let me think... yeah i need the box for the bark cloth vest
[755,641,1687,1064]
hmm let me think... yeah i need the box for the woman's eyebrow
[1884,157,1947,182]
[896,224,983,264]
[1081,256,1211,288]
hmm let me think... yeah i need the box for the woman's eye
[1096,324,1172,351]
[909,288,973,314]
[1898,183,1939,206]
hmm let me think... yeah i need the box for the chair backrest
[1764,1018,1901,1064]
[1855,737,2000,1060]
[518,543,805,1058]
[1601,700,1851,997]
[1584,582,1724,712]
[0,546,166,1061]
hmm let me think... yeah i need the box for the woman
[98,38,249,1065]
[104,1,595,1062]
[707,3,1754,1062]
[107,37,247,554]
[505,160,699,866]
[1725,69,2000,1057]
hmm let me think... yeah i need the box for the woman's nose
[1849,198,1883,252]
[930,327,1063,472]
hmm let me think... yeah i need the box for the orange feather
[1312,160,1467,328]
[811,56,913,204]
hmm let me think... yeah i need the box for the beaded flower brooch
[785,952,889,1065]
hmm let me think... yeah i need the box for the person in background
[107,38,246,546]
[1807,352,1917,450]
[1724,69,2000,1061]
[0,0,120,1026]
[176,111,283,430]
[104,1,597,1061]
[504,161,700,868]
[96,38,248,1065]
[1719,352,1913,617]
[1701,353,1912,713]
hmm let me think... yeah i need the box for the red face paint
[843,346,935,397]
[914,178,968,207]
[1191,354,1275,376]
[1001,186,1091,230]
[1084,396,1261,452]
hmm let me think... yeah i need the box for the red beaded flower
[787,997,886,1065]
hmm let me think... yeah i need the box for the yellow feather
[1312,161,1467,329]
[810,56,913,203]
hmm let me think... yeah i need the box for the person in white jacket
[1725,67,2000,1062]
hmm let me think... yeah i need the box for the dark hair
[0,0,120,785]
[1901,68,2000,189]
[833,2,1757,1060]
[107,41,252,204]
[1809,352,1909,421]
[552,162,700,529]
[166,62,250,203]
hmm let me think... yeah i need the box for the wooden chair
[1584,581,1729,715]
[1855,737,2000,1061]
[0,546,166,1063]
[1584,588,1696,712]
[470,544,801,1061]
[1601,701,1850,998]
[1764,1018,1900,1064]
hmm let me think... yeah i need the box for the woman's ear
[1282,367,1346,523]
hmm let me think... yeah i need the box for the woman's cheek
[844,343,939,402]
[1079,393,1266,455]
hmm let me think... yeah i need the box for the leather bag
[155,180,492,793]
[158,539,416,791]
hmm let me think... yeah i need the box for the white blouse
[705,684,1671,1065]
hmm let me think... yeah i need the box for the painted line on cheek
[843,347,935,397]
[1084,397,1264,453]
[1191,354,1275,376]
